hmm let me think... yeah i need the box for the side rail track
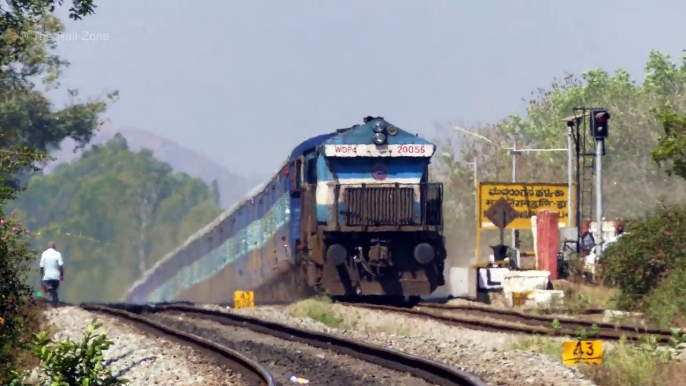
[417,303,673,336]
[342,302,675,344]
[80,304,276,386]
[105,303,488,386]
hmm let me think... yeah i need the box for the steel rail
[417,302,673,336]
[342,302,674,344]
[129,303,488,386]
[80,304,276,386]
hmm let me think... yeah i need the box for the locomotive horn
[326,244,347,266]
[414,243,435,264]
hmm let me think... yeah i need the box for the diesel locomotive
[124,116,446,305]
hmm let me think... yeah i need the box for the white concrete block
[449,267,470,298]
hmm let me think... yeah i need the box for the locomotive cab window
[295,158,303,190]
[306,157,317,184]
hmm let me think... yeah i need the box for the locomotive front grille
[343,186,415,226]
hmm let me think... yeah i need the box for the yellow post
[475,181,482,266]
[475,224,481,266]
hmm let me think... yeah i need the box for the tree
[597,103,686,325]
[1,10,118,193]
[652,107,686,179]
[211,179,221,207]
[1,0,96,66]
[434,50,686,256]
[0,3,107,381]
[7,135,223,303]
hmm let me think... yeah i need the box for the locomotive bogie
[307,231,446,297]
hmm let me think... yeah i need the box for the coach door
[300,154,318,239]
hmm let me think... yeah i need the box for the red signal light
[590,109,610,139]
[596,113,608,124]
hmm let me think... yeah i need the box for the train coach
[124,116,446,305]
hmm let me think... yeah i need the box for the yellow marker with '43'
[234,291,255,309]
[562,340,603,366]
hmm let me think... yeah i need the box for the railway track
[339,302,676,344]
[80,304,276,386]
[94,303,487,386]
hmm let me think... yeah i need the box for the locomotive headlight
[387,126,398,136]
[414,243,435,264]
[373,132,386,145]
[373,121,385,133]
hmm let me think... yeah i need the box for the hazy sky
[48,0,686,179]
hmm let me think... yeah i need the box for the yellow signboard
[562,340,603,366]
[233,291,255,309]
[478,182,575,230]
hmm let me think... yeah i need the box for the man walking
[39,242,63,307]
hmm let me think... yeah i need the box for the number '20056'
[398,145,425,154]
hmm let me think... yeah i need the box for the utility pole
[511,140,517,248]
[465,159,478,263]
[567,123,573,228]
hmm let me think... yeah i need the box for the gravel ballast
[43,306,247,386]
[209,302,598,386]
[151,312,437,386]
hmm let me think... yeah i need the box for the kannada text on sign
[562,340,603,366]
[233,290,255,309]
[478,182,575,229]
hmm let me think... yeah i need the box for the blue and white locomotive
[124,116,446,304]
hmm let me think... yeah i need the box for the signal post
[564,108,611,248]
[590,109,610,244]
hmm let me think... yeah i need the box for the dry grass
[509,336,563,358]
[663,362,686,386]
[577,340,673,386]
[510,334,684,386]
[553,280,617,313]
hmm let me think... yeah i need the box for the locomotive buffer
[484,197,519,261]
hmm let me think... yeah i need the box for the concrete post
[536,210,560,280]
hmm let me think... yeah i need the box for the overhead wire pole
[511,141,516,248]
[465,160,479,264]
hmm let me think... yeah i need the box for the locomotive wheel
[297,261,309,293]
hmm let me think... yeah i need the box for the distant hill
[46,124,255,208]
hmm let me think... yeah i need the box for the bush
[0,211,38,383]
[643,269,686,327]
[9,319,128,386]
[288,296,346,327]
[601,204,686,312]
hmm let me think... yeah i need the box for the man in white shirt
[39,242,64,306]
